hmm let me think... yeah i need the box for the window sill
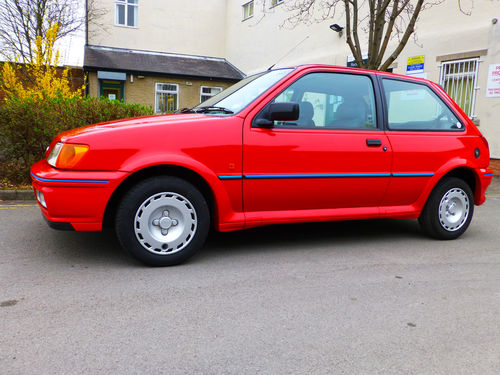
[242,15,254,22]
[114,23,139,29]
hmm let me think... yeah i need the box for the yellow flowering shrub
[0,23,82,100]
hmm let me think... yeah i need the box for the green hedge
[0,96,153,186]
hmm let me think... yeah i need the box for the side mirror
[254,102,300,128]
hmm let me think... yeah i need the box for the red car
[31,65,493,266]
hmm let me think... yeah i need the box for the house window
[115,0,138,27]
[200,86,223,103]
[242,1,254,20]
[270,0,283,7]
[439,58,479,119]
[155,83,178,113]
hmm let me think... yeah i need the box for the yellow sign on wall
[407,55,425,65]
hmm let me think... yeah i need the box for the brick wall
[489,159,500,176]
[67,67,85,92]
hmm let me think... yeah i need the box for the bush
[0,96,153,186]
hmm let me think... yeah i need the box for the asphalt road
[1,193,499,374]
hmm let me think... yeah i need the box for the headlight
[47,142,89,169]
[47,142,63,166]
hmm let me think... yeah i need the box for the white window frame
[115,0,138,28]
[242,1,254,20]
[270,0,283,8]
[155,83,179,113]
[439,57,480,119]
[200,86,223,103]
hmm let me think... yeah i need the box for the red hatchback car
[31,65,493,266]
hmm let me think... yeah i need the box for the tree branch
[380,0,425,71]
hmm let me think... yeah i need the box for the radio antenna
[267,35,310,70]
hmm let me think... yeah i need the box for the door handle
[366,139,382,147]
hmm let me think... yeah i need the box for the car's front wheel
[115,176,210,266]
[418,177,474,240]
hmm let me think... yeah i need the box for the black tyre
[418,177,474,240]
[115,176,210,266]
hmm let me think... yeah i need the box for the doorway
[100,80,124,101]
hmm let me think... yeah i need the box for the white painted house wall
[88,0,500,157]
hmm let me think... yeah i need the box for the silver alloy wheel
[438,187,469,232]
[134,192,198,255]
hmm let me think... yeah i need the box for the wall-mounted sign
[406,55,425,74]
[486,64,500,97]
[347,54,368,68]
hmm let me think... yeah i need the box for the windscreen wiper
[195,106,234,114]
[178,107,196,113]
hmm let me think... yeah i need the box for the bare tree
[0,0,104,63]
[269,0,474,71]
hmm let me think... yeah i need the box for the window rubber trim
[376,75,466,132]
[252,70,384,131]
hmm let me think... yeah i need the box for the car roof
[283,64,433,85]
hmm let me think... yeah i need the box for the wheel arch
[439,166,485,204]
[441,167,477,194]
[414,164,482,215]
[103,164,216,229]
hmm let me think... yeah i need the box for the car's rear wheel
[115,176,210,266]
[419,177,474,240]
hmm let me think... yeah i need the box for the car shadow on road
[44,218,423,267]
[199,218,424,262]
[46,228,137,266]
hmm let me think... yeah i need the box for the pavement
[0,188,34,201]
[487,176,500,195]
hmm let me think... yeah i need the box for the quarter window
[439,58,479,119]
[115,0,138,27]
[155,83,178,113]
[270,0,283,7]
[242,1,254,20]
[382,79,462,131]
[267,72,377,129]
[200,86,223,103]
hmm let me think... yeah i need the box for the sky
[0,28,85,67]
[55,0,86,67]
[56,30,85,67]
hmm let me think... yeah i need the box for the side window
[383,79,463,131]
[269,72,377,129]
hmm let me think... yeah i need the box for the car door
[380,77,469,207]
[242,71,392,215]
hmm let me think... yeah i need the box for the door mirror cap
[269,102,300,121]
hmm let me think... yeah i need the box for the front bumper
[31,160,129,231]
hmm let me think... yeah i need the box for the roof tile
[84,46,244,81]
